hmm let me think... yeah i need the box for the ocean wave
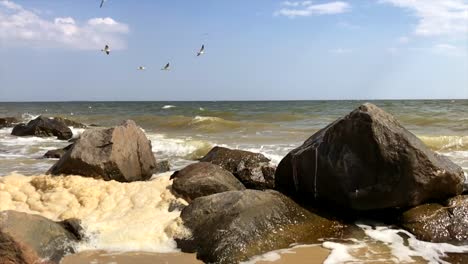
[162,105,176,109]
[420,135,468,151]
[0,172,190,253]
[148,134,213,160]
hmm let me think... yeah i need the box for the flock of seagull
[99,0,206,71]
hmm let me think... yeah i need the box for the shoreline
[61,246,331,264]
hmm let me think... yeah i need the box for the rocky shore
[1,103,467,263]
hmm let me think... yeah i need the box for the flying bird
[100,0,107,8]
[161,63,170,71]
[101,44,110,55]
[137,66,146,70]
[197,45,205,56]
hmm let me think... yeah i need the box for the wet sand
[61,246,330,264]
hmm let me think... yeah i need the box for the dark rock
[0,211,79,264]
[171,162,245,201]
[43,144,73,159]
[275,103,464,211]
[52,117,87,128]
[200,146,276,189]
[178,190,344,264]
[48,120,157,182]
[59,218,85,241]
[401,195,468,243]
[0,117,19,128]
[154,160,171,174]
[11,116,73,140]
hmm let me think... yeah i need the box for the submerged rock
[0,117,19,128]
[275,103,464,211]
[52,117,87,128]
[0,211,79,264]
[48,120,156,182]
[11,116,73,140]
[154,160,171,174]
[200,146,276,189]
[401,195,468,243]
[178,190,344,264]
[171,162,245,201]
[43,144,74,159]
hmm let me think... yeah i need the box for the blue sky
[0,0,467,101]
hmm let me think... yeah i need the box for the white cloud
[433,43,466,56]
[329,48,352,54]
[380,0,468,37]
[0,0,129,50]
[275,1,351,18]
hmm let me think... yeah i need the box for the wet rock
[154,160,171,174]
[48,120,157,182]
[275,103,464,211]
[52,117,87,128]
[0,117,19,128]
[59,218,85,241]
[178,190,344,264]
[171,162,245,201]
[0,211,79,264]
[200,146,276,189]
[43,144,73,159]
[401,195,468,243]
[11,116,73,140]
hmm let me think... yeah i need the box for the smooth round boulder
[154,160,171,174]
[401,195,468,243]
[200,146,276,189]
[48,120,156,182]
[171,162,245,201]
[178,189,344,264]
[11,116,73,140]
[275,103,464,211]
[0,211,80,264]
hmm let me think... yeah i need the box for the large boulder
[52,117,87,128]
[178,190,344,264]
[48,120,156,182]
[0,117,19,128]
[171,162,245,201]
[275,103,464,211]
[200,146,276,189]
[0,211,80,264]
[43,144,74,159]
[401,195,468,243]
[11,116,73,140]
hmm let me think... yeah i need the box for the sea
[1,100,467,263]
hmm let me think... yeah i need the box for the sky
[0,0,467,101]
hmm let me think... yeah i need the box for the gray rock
[275,103,464,211]
[52,117,87,128]
[401,195,468,243]
[43,144,74,159]
[171,162,245,201]
[0,211,80,264]
[200,146,276,189]
[178,190,344,264]
[0,117,19,128]
[154,160,171,174]
[48,120,156,182]
[11,116,73,140]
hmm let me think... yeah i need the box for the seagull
[137,66,146,70]
[101,44,110,55]
[161,63,170,71]
[197,44,205,56]
[100,0,107,8]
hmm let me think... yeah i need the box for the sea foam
[0,172,190,253]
